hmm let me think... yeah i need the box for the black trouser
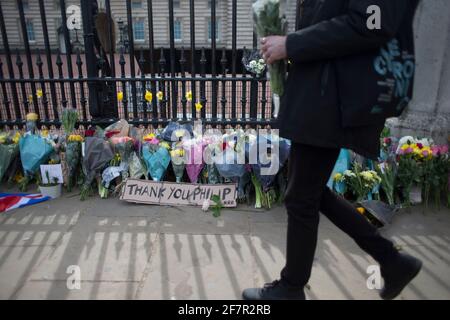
[280,143,398,287]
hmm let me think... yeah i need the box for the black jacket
[278,0,420,159]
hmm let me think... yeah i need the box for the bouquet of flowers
[242,49,266,77]
[420,144,449,208]
[184,138,205,183]
[18,133,54,191]
[170,144,186,183]
[253,0,288,118]
[246,133,290,208]
[160,121,193,142]
[81,137,114,200]
[142,134,171,181]
[61,108,78,137]
[25,112,39,134]
[375,161,397,206]
[0,131,20,182]
[343,163,382,202]
[65,134,83,191]
[111,136,135,179]
[129,151,147,180]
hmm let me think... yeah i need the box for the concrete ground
[0,191,449,300]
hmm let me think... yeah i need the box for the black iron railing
[0,0,283,129]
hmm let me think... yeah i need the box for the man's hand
[261,36,287,65]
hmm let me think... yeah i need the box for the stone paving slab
[28,216,159,285]
[136,233,255,300]
[0,193,449,300]
[0,245,54,299]
[14,280,139,300]
[159,206,251,235]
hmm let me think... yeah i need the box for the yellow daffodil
[28,94,33,103]
[26,113,38,121]
[68,134,84,142]
[36,89,43,98]
[195,102,203,112]
[156,91,164,101]
[185,91,193,102]
[145,90,153,103]
[333,173,343,181]
[117,91,124,102]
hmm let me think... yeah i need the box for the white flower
[202,200,210,212]
[249,60,257,68]
[259,59,265,64]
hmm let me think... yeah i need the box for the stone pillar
[388,0,450,145]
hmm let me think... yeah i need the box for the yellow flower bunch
[12,132,21,144]
[157,91,164,101]
[143,133,156,141]
[26,113,39,121]
[360,170,381,184]
[195,102,203,112]
[41,129,49,138]
[333,172,344,182]
[68,134,84,143]
[36,89,43,98]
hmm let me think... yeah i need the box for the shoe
[380,252,422,300]
[242,280,306,300]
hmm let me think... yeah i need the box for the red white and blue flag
[0,193,51,213]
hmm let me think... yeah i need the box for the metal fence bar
[0,0,278,129]
[210,0,217,122]
[189,0,197,119]
[0,3,20,123]
[17,0,39,117]
[168,0,177,121]
[39,0,59,122]
[125,0,138,120]
[59,0,77,110]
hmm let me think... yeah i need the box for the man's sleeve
[286,0,408,63]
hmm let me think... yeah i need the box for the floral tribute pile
[1,115,449,219]
[331,128,450,210]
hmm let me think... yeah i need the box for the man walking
[243,0,422,300]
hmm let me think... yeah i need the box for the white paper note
[40,164,64,184]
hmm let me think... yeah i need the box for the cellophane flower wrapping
[253,0,288,116]
[185,139,205,183]
[129,151,147,179]
[242,49,266,77]
[142,144,171,181]
[19,134,54,177]
[161,121,193,142]
[170,144,186,183]
[111,136,135,179]
[65,141,81,191]
[249,135,290,191]
[81,137,114,200]
[0,144,19,182]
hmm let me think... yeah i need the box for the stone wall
[387,0,450,144]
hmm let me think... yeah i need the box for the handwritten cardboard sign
[120,179,237,207]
